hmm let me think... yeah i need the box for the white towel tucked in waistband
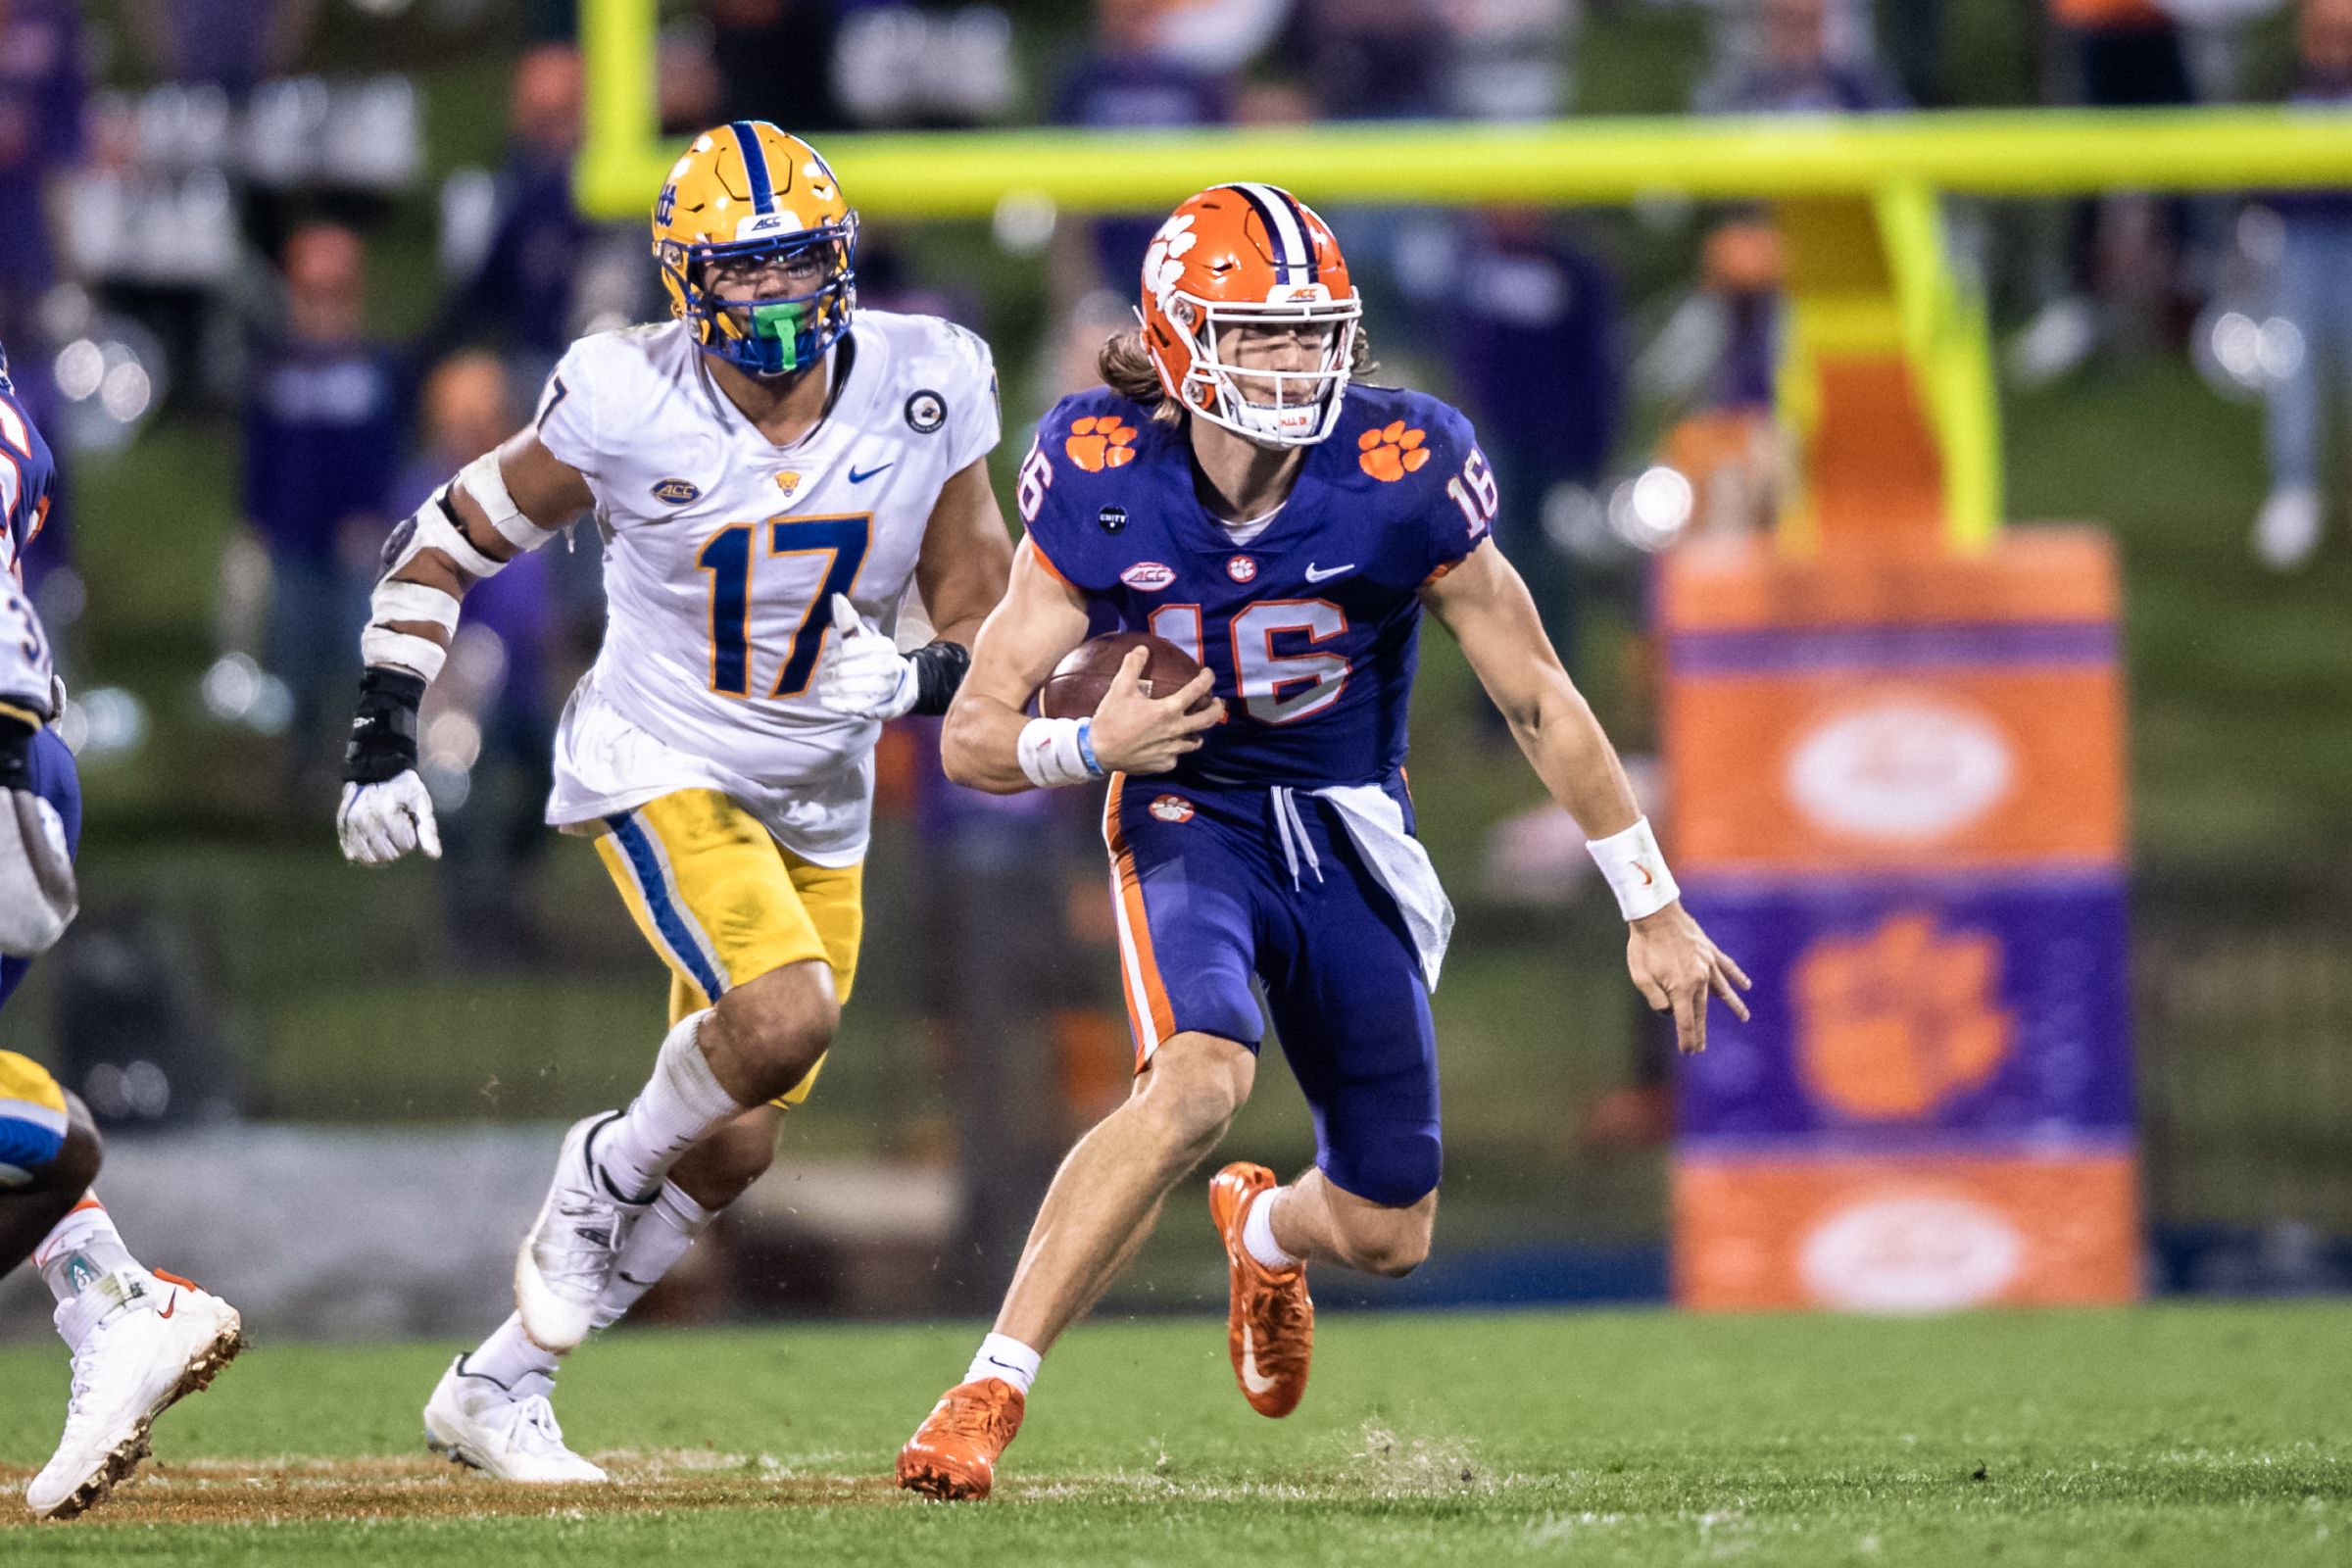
[1312,782,1454,993]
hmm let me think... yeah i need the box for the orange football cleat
[1208,1162,1313,1418]
[897,1378,1026,1501]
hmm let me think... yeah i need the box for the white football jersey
[537,311,999,865]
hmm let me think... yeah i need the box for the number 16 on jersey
[698,512,871,699]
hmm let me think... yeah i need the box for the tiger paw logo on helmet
[1357,421,1431,481]
[1065,415,1137,472]
[1136,184,1364,450]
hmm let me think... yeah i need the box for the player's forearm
[940,690,1042,794]
[1506,671,1642,842]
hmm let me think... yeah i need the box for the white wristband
[1018,716,1098,789]
[1586,814,1681,921]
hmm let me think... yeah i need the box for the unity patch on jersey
[1099,505,1129,533]
[652,477,703,506]
[904,390,946,433]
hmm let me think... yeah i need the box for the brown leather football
[1036,632,1209,719]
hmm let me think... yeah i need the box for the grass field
[0,1303,2344,1565]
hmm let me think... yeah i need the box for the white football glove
[337,770,443,866]
[814,592,919,720]
[0,788,77,957]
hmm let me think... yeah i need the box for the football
[1035,632,1209,719]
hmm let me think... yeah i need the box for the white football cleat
[424,1355,609,1483]
[514,1112,646,1354]
[26,1269,243,1520]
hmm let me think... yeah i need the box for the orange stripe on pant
[1102,775,1177,1065]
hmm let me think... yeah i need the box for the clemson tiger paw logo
[1066,415,1138,473]
[1357,421,1431,481]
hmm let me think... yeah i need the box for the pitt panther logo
[1149,794,1195,824]
[773,470,804,501]
[1065,415,1136,472]
[651,477,701,506]
[1793,911,2014,1120]
[1358,420,1432,481]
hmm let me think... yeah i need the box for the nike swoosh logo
[158,1292,178,1320]
[849,464,894,484]
[1302,563,1354,583]
[1634,863,1654,888]
[617,1272,657,1289]
[1239,1324,1278,1395]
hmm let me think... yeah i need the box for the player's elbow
[940,698,1024,794]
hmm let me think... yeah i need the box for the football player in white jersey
[335,122,1013,1479]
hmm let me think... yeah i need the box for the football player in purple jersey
[896,186,1750,1500]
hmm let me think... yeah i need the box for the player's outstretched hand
[337,770,442,866]
[1627,904,1751,1055]
[1088,647,1223,775]
[816,593,919,720]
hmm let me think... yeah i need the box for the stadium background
[1,0,2349,1348]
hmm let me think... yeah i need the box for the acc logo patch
[1149,794,1195,824]
[651,477,702,506]
[1098,505,1129,533]
[1120,562,1176,592]
[1226,555,1257,584]
[774,470,804,501]
[904,389,947,433]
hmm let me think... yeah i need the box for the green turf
[0,1303,2345,1564]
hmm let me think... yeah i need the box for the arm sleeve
[0,576,55,722]
[1418,403,1495,581]
[533,340,603,484]
[941,321,1003,476]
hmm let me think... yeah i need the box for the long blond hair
[1097,324,1378,425]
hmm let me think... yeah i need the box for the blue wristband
[1076,717,1104,778]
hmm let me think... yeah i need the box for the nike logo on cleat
[1239,1325,1278,1395]
[1302,563,1354,583]
[849,463,894,484]
[157,1292,178,1320]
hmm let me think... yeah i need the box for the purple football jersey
[1019,383,1496,790]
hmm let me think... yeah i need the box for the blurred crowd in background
[3,0,2350,1321]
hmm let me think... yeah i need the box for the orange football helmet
[1138,184,1361,448]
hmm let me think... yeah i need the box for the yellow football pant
[591,790,861,1108]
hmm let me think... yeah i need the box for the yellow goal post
[579,0,2352,551]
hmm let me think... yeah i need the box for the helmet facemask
[663,215,858,379]
[1160,290,1361,449]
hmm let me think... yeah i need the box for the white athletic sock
[1242,1185,1301,1272]
[463,1183,719,1397]
[466,1314,560,1397]
[34,1196,144,1308]
[965,1332,1041,1396]
[591,1183,715,1332]
[596,1010,743,1200]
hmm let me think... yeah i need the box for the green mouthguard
[749,301,809,369]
